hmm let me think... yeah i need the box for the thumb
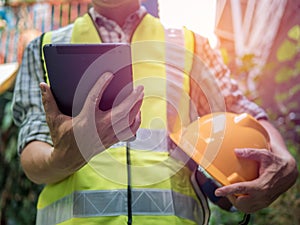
[40,82,61,118]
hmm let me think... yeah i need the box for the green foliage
[209,204,247,225]
[237,54,257,74]
[288,25,300,41]
[0,90,42,225]
[277,40,298,62]
[5,0,39,3]
[274,91,289,103]
[276,25,300,63]
[273,25,300,116]
[275,67,299,84]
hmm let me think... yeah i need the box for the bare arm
[21,141,74,184]
[215,119,298,213]
[21,72,144,185]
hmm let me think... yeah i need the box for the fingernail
[215,189,222,197]
[104,72,113,79]
[235,148,245,155]
[135,85,144,92]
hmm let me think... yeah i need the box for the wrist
[47,146,86,182]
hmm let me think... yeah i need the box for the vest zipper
[126,142,132,225]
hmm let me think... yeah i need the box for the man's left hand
[215,147,298,213]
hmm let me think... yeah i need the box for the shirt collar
[89,6,147,31]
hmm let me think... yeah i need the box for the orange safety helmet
[170,112,270,186]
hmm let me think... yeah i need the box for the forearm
[258,119,298,184]
[259,119,295,158]
[21,141,76,185]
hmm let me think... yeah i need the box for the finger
[128,93,143,125]
[129,110,142,135]
[116,85,144,114]
[40,82,61,118]
[130,111,142,136]
[235,148,271,163]
[81,72,113,115]
[110,85,144,131]
[113,109,142,141]
[115,112,142,142]
[215,181,258,197]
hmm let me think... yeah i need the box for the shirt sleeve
[190,33,268,120]
[12,36,53,154]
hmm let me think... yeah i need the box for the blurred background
[0,0,299,224]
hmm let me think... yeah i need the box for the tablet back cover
[43,44,133,116]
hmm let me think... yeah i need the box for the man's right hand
[21,72,144,184]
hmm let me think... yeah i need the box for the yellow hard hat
[170,112,270,186]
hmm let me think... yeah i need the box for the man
[12,0,298,225]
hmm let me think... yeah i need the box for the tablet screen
[43,43,133,116]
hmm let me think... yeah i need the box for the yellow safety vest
[38,13,209,225]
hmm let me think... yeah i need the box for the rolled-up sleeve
[191,34,268,120]
[12,37,52,154]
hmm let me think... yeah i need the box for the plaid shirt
[12,7,267,154]
[90,7,147,43]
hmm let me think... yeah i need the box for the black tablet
[43,43,133,116]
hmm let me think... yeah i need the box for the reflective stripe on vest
[111,128,168,151]
[36,189,205,225]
